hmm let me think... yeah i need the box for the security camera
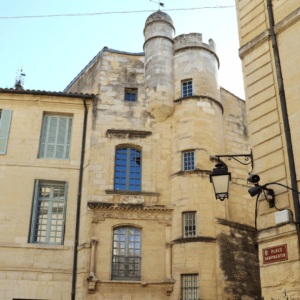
[247,174,260,184]
[248,186,263,197]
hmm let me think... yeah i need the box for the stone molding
[105,190,160,196]
[106,129,152,139]
[89,206,173,223]
[174,46,220,69]
[174,94,223,114]
[143,20,176,35]
[0,242,70,250]
[143,35,174,50]
[171,236,216,244]
[170,169,212,178]
[216,218,256,232]
[239,6,300,59]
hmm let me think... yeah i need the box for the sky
[0,0,245,99]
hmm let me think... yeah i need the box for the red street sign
[263,244,288,264]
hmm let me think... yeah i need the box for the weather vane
[150,0,165,10]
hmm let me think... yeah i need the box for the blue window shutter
[29,180,39,243]
[0,109,12,154]
[39,115,73,160]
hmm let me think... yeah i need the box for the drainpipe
[71,96,88,300]
[266,0,300,250]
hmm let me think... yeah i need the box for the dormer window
[125,88,138,102]
[182,80,193,97]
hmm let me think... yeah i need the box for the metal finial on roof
[150,0,164,10]
[14,67,26,90]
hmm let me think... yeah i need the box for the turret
[143,11,175,122]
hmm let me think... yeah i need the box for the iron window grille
[112,227,141,281]
[183,151,195,171]
[39,114,73,160]
[125,88,138,102]
[182,80,193,97]
[183,212,197,238]
[114,147,141,191]
[29,180,68,244]
[182,274,199,300]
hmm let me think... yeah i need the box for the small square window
[182,80,193,97]
[183,151,195,171]
[183,212,197,238]
[125,89,138,102]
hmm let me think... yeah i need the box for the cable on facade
[0,6,235,19]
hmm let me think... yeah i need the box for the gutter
[266,0,300,250]
[71,96,89,300]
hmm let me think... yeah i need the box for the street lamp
[210,163,231,201]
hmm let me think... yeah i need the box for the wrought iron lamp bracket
[215,150,253,174]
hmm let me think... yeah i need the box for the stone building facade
[235,0,300,299]
[0,11,261,300]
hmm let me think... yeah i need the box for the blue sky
[0,0,245,99]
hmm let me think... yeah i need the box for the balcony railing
[111,255,141,281]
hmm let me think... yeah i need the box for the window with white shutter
[0,109,12,155]
[39,115,73,160]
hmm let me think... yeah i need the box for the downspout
[71,96,88,300]
[266,0,300,250]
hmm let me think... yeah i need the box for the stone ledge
[174,94,223,114]
[170,169,211,178]
[106,129,152,138]
[171,236,216,244]
[216,218,256,232]
[0,242,70,250]
[105,190,160,196]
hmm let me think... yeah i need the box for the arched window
[112,227,141,281]
[114,147,141,191]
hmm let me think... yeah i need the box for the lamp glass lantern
[210,163,231,201]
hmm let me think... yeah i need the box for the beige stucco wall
[235,0,300,298]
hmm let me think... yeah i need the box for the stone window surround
[124,88,138,102]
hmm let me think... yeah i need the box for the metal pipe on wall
[71,96,88,300]
[266,0,300,250]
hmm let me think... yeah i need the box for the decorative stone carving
[107,195,114,202]
[151,196,157,205]
[120,195,144,204]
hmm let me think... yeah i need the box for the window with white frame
[182,274,199,300]
[39,114,73,160]
[183,151,195,171]
[183,212,197,238]
[111,227,141,281]
[0,109,12,155]
[182,80,193,97]
[29,180,68,244]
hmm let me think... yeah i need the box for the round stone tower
[143,11,175,122]
[170,33,225,299]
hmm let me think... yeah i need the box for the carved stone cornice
[106,129,152,138]
[105,190,160,196]
[90,206,174,223]
[96,279,175,288]
[170,169,212,178]
[171,236,216,244]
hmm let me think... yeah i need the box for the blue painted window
[30,180,68,244]
[114,147,141,191]
[125,89,137,102]
[183,151,195,171]
[39,115,73,160]
[182,80,193,97]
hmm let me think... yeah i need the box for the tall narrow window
[182,274,199,300]
[125,88,138,102]
[183,212,197,238]
[112,227,141,281]
[0,109,12,155]
[183,151,195,171]
[114,147,141,191]
[39,114,73,160]
[182,80,193,97]
[29,180,68,244]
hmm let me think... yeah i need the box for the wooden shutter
[29,180,39,243]
[61,181,68,245]
[0,109,12,154]
[39,115,73,160]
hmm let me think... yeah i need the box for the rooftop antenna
[150,0,164,10]
[14,67,26,90]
